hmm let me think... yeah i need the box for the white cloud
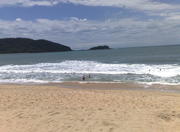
[0,0,179,11]
[0,17,180,49]
[0,0,57,7]
[60,0,178,11]
[16,18,22,22]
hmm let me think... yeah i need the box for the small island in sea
[0,38,72,54]
[89,45,110,50]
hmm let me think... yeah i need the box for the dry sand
[0,83,180,132]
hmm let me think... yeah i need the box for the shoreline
[1,81,180,93]
[1,80,180,85]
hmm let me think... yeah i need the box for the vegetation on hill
[0,38,72,54]
[89,45,110,50]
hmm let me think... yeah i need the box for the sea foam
[0,60,179,84]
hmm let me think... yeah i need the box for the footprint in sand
[102,120,118,132]
[109,127,114,132]
[157,111,180,121]
[49,112,61,116]
[177,113,180,118]
[157,113,171,121]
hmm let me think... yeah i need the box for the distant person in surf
[88,74,91,78]
[82,75,85,81]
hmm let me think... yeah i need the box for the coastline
[0,83,180,132]
[57,81,180,93]
[1,81,180,93]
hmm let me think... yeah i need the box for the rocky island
[89,45,110,50]
[0,38,72,54]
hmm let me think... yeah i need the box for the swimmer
[82,75,85,81]
[88,74,91,78]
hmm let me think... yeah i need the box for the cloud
[0,0,57,7]
[0,0,179,11]
[16,18,22,22]
[1,17,180,49]
[60,0,178,11]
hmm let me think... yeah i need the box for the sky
[1,0,180,49]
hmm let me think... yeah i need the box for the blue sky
[0,4,123,20]
[1,0,180,49]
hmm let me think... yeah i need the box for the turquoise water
[0,45,180,84]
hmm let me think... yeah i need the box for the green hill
[0,38,72,54]
[89,45,110,50]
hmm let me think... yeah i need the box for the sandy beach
[0,83,180,132]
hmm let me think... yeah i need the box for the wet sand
[0,83,180,132]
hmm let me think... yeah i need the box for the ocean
[0,45,180,84]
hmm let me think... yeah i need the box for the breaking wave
[0,60,180,84]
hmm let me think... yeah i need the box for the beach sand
[0,83,180,132]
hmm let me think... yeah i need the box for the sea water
[0,45,180,84]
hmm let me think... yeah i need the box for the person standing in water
[88,74,91,78]
[82,75,85,81]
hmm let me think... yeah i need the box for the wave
[0,79,50,84]
[0,60,180,84]
[0,60,179,77]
